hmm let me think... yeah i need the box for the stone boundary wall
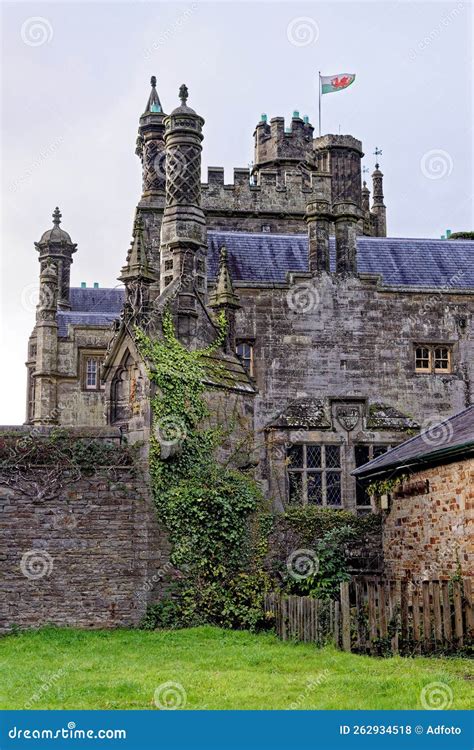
[0,428,170,631]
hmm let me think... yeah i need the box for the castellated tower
[253,112,316,182]
[159,84,207,342]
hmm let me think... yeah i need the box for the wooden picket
[264,577,473,655]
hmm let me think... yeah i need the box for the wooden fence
[264,578,473,655]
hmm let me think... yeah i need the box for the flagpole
[318,71,321,136]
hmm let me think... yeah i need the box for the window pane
[373,445,389,459]
[434,347,449,370]
[307,445,322,468]
[325,445,341,468]
[86,359,98,388]
[307,472,323,504]
[326,471,342,505]
[354,445,370,467]
[415,347,430,369]
[288,472,303,504]
[287,444,303,468]
[356,479,370,506]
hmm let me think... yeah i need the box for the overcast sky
[1,0,472,424]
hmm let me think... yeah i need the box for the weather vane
[362,166,369,181]
[373,147,383,168]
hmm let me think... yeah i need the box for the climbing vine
[135,310,270,630]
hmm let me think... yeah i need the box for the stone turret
[313,134,363,208]
[253,112,316,182]
[209,246,240,351]
[32,262,58,424]
[135,76,167,201]
[160,84,207,341]
[371,158,387,237]
[34,207,77,310]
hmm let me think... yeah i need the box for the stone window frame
[235,339,255,377]
[80,349,105,392]
[414,343,453,374]
[286,443,343,507]
[354,443,393,511]
[164,259,173,272]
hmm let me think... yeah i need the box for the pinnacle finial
[219,246,228,264]
[52,207,61,226]
[179,84,189,106]
[150,75,156,88]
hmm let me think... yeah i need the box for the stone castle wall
[383,458,474,580]
[233,274,473,508]
[0,429,170,632]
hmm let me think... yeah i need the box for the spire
[119,214,157,283]
[209,247,240,309]
[144,75,163,114]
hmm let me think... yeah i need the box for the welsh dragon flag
[320,73,356,94]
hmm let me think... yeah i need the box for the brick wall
[0,432,171,632]
[383,457,474,580]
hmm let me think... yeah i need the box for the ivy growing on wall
[136,310,270,631]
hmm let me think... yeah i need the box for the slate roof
[57,234,473,336]
[57,288,124,337]
[207,232,474,288]
[353,405,474,479]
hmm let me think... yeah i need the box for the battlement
[314,134,363,155]
[201,166,331,231]
[253,113,316,171]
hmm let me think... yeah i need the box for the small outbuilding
[353,406,474,580]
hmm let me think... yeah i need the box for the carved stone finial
[52,207,61,226]
[219,245,228,265]
[150,75,157,88]
[179,84,189,106]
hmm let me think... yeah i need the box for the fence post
[340,581,351,652]
[441,581,452,644]
[464,578,473,640]
[422,580,431,652]
[432,581,442,645]
[453,581,464,646]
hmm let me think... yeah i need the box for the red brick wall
[383,458,473,580]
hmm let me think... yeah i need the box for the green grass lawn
[0,626,472,710]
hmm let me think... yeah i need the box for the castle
[26,77,474,512]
